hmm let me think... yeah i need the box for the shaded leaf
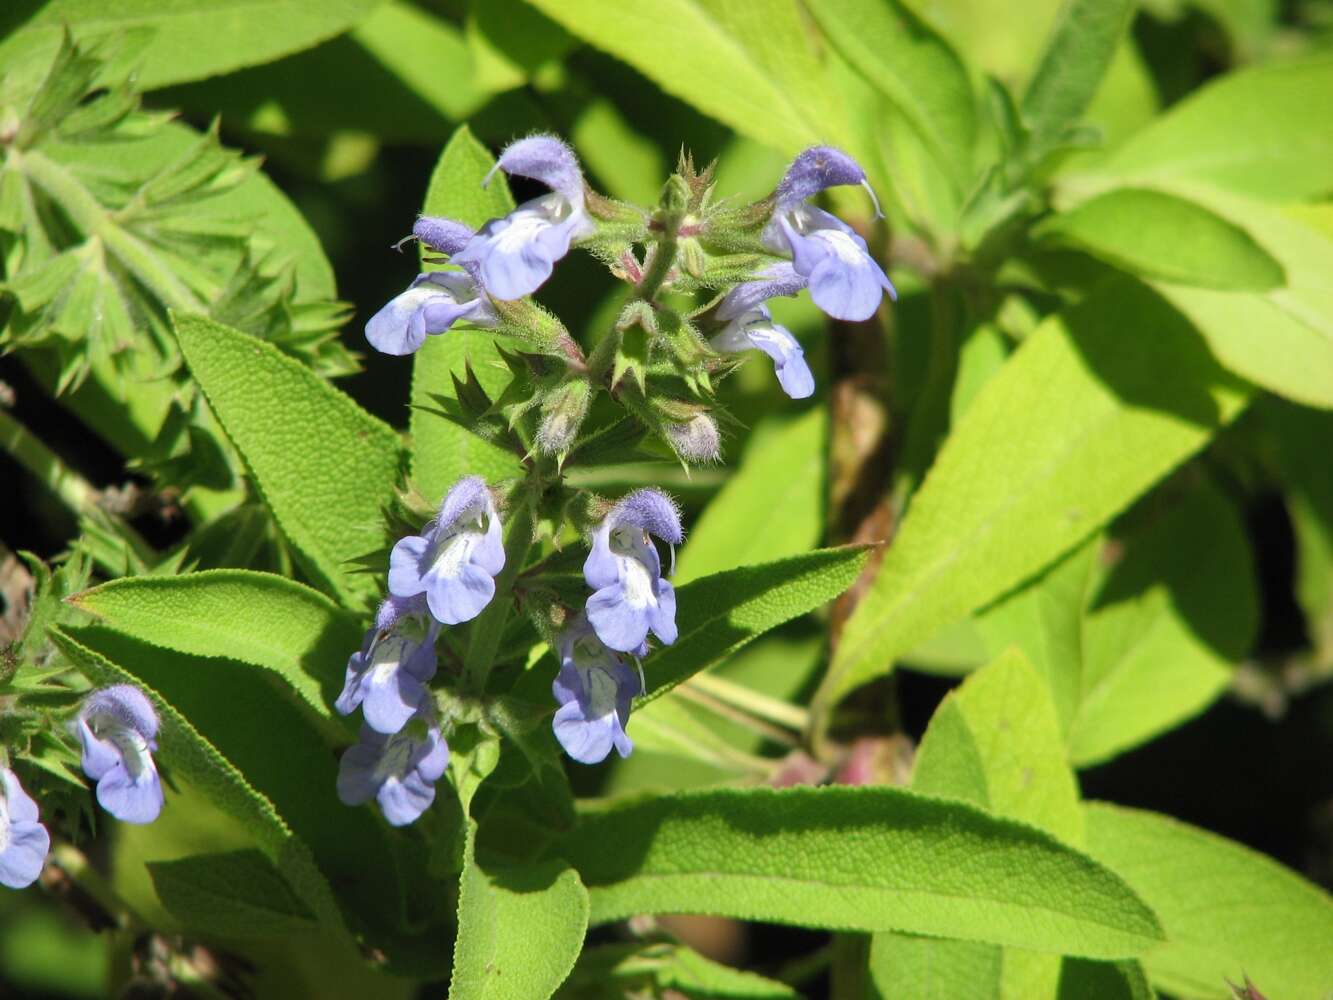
[559,786,1163,958]
[148,849,316,938]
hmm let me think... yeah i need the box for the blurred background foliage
[3,0,1333,996]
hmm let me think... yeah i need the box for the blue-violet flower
[764,146,896,322]
[336,715,449,827]
[76,685,164,825]
[0,768,49,890]
[552,614,642,764]
[389,476,505,626]
[713,264,814,399]
[365,271,497,356]
[584,489,682,653]
[336,595,439,734]
[452,134,595,300]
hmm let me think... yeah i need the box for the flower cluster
[334,476,509,825]
[333,136,895,814]
[3,682,165,892]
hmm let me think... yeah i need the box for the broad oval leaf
[1087,53,1333,200]
[174,313,403,604]
[1037,187,1285,291]
[520,0,843,153]
[451,832,588,1000]
[559,786,1163,959]
[822,279,1251,708]
[0,0,382,89]
[68,570,363,721]
[1085,802,1333,999]
[1146,189,1333,410]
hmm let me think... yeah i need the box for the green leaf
[905,648,1084,998]
[1035,188,1285,291]
[808,0,975,190]
[1085,53,1333,200]
[520,0,847,153]
[159,1,496,144]
[867,935,1000,1000]
[1085,802,1333,999]
[676,408,826,585]
[823,280,1251,707]
[1021,0,1135,153]
[68,570,363,721]
[915,648,1083,843]
[976,481,1256,766]
[557,941,798,1000]
[0,0,382,89]
[48,625,347,938]
[450,831,588,1000]
[54,624,448,961]
[644,546,869,703]
[559,786,1162,958]
[411,126,522,501]
[1143,190,1333,410]
[1057,958,1155,1000]
[174,313,402,604]
[147,849,316,938]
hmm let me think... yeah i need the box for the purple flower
[336,716,449,827]
[365,271,497,356]
[764,146,896,322]
[552,615,642,764]
[76,685,164,825]
[713,266,814,399]
[0,768,49,890]
[388,476,506,626]
[336,596,439,735]
[452,135,595,300]
[584,489,683,653]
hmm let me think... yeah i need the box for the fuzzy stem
[634,211,682,303]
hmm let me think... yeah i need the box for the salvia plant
[2,0,1333,997]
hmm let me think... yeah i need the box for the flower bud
[664,412,720,464]
[537,378,593,456]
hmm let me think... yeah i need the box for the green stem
[0,407,97,512]
[634,212,682,303]
[673,683,801,750]
[462,506,533,693]
[686,673,809,732]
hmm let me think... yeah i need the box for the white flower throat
[611,527,658,610]
[430,519,483,578]
[91,715,152,780]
